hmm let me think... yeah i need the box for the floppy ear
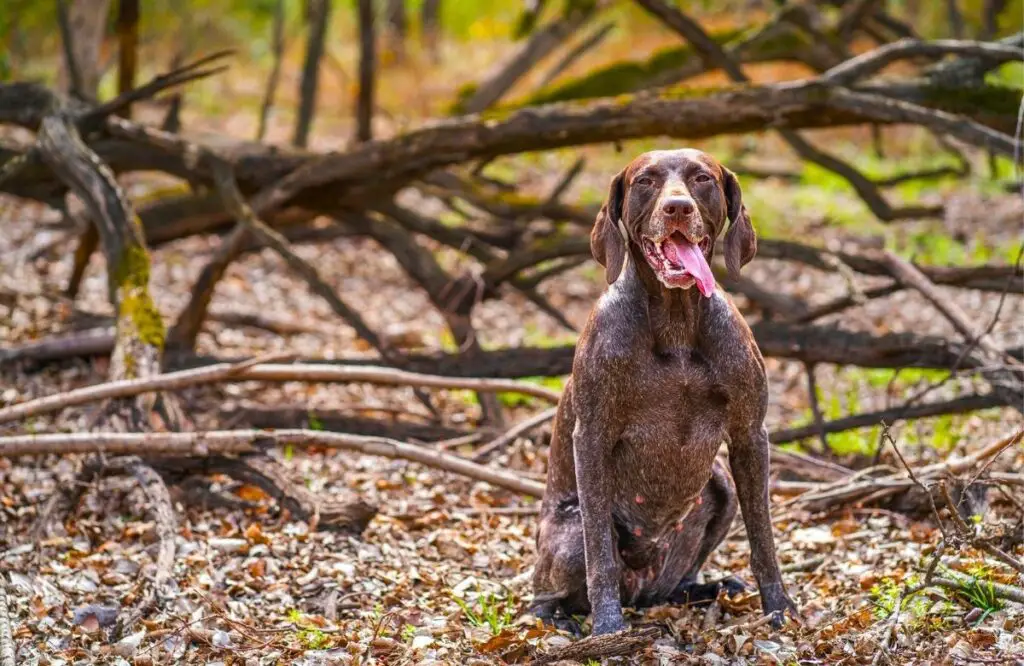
[590,168,627,284]
[722,167,757,279]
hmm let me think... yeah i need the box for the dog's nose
[661,196,695,218]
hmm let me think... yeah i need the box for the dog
[528,148,796,635]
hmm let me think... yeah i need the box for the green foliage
[286,608,334,649]
[307,412,324,431]
[955,576,1004,624]
[400,623,417,642]
[870,576,950,630]
[452,587,517,635]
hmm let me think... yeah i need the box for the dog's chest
[605,349,728,530]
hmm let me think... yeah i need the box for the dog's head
[590,149,756,295]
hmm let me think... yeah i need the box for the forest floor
[3,16,1024,665]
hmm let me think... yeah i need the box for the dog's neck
[624,247,704,353]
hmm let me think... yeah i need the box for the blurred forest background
[1,1,1023,664]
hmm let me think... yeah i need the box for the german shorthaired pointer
[529,149,796,635]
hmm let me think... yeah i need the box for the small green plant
[307,413,324,431]
[870,576,931,622]
[400,623,417,643]
[286,609,334,650]
[955,577,1004,624]
[452,587,517,635]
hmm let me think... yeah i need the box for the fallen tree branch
[532,626,660,665]
[0,573,14,666]
[0,360,559,425]
[113,456,177,639]
[822,38,1024,85]
[0,429,547,497]
[769,393,1001,445]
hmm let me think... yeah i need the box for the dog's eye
[634,176,654,187]
[694,174,712,184]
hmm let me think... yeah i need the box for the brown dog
[529,149,796,635]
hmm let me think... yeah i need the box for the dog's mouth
[640,231,715,297]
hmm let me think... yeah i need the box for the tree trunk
[116,0,140,118]
[421,0,442,62]
[384,0,407,62]
[293,0,331,148]
[257,0,286,142]
[455,4,595,114]
[355,0,375,143]
[58,0,113,98]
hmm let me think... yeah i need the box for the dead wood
[822,38,1024,85]
[632,0,957,221]
[0,360,560,425]
[0,574,14,666]
[931,576,1024,605]
[769,393,1002,445]
[781,428,1023,512]
[112,456,176,639]
[454,1,600,114]
[220,405,470,442]
[472,406,557,462]
[0,429,548,497]
[531,626,660,665]
[159,455,378,533]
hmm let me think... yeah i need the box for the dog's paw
[718,575,751,598]
[529,603,584,637]
[760,583,799,629]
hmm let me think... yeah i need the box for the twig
[940,482,1024,574]
[472,406,557,461]
[0,429,547,497]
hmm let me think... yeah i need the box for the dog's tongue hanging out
[661,235,716,297]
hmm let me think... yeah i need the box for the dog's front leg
[573,419,626,635]
[728,423,797,627]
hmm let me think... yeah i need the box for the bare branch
[0,429,547,497]
[823,38,1023,85]
[0,359,559,425]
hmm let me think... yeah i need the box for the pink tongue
[662,238,716,297]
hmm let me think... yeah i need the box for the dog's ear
[722,167,757,278]
[590,168,627,284]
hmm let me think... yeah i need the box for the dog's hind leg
[529,498,590,634]
[667,459,747,605]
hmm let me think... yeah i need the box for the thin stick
[0,429,547,497]
[0,352,292,424]
[472,406,558,461]
[0,359,559,425]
